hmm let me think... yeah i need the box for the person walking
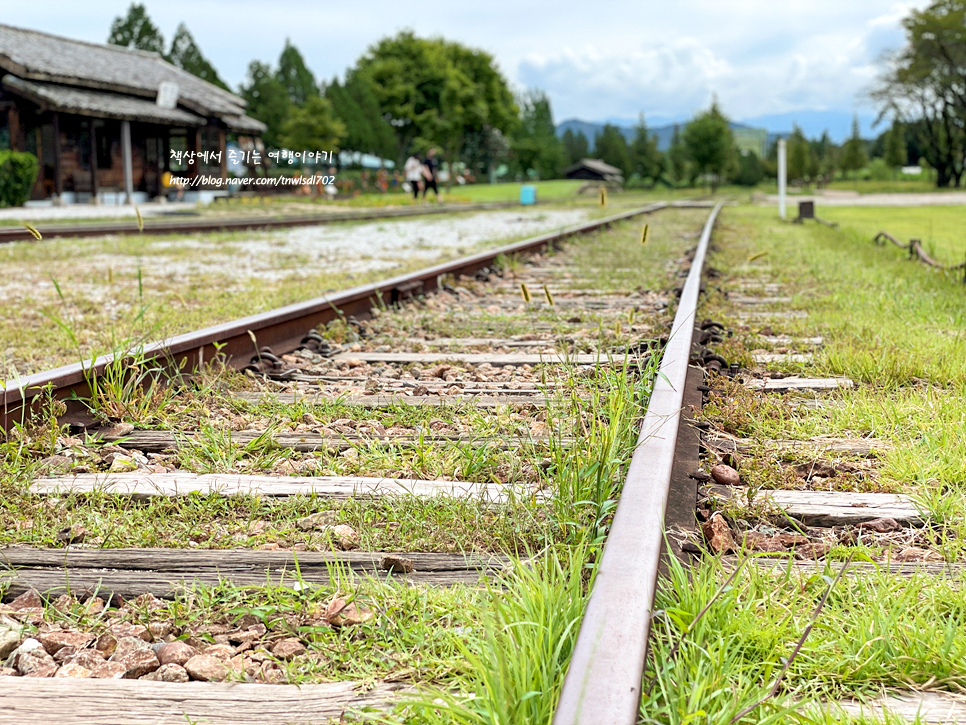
[422,147,440,200]
[404,153,423,200]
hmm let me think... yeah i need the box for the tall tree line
[110,3,912,187]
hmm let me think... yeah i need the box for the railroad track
[3,196,941,723]
[0,199,712,720]
[12,197,908,724]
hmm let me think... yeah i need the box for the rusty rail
[553,201,723,725]
[1,202,682,432]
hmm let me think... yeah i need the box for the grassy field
[754,178,954,195]
[820,205,966,266]
[637,201,966,719]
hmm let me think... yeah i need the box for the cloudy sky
[0,0,928,141]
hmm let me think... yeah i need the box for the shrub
[868,157,892,181]
[733,150,764,186]
[0,150,39,207]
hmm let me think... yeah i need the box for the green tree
[630,113,663,184]
[562,129,589,165]
[166,23,228,90]
[666,125,692,187]
[353,31,517,172]
[238,61,291,148]
[682,99,736,191]
[885,118,907,171]
[840,116,868,179]
[733,151,764,186]
[593,124,631,177]
[279,96,346,154]
[510,90,564,179]
[815,131,838,183]
[873,1,966,187]
[787,124,810,184]
[277,40,318,107]
[108,3,164,53]
[325,73,396,158]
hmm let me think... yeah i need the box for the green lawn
[820,205,966,265]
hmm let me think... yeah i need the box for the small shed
[0,23,266,203]
[563,158,625,184]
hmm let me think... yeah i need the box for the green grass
[444,179,585,203]
[821,205,966,267]
[383,547,593,724]
[699,204,966,548]
[645,556,966,721]
[752,178,952,196]
[823,178,949,194]
[668,200,966,721]
[710,205,966,388]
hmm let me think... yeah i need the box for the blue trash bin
[520,185,537,205]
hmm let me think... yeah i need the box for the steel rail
[0,200,529,244]
[1,202,675,433]
[553,201,723,725]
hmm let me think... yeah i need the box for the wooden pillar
[51,112,63,198]
[121,119,134,203]
[89,120,99,203]
[8,107,21,151]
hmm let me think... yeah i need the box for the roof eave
[1,76,205,126]
[0,54,248,116]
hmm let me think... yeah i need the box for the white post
[121,120,134,204]
[777,138,787,220]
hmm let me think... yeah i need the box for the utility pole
[777,138,787,220]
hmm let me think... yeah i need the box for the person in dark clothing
[422,147,440,199]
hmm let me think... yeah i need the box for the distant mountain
[556,118,769,156]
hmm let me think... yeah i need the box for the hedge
[0,150,39,207]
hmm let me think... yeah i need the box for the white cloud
[518,11,910,124]
[0,0,934,132]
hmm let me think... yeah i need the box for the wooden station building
[0,23,266,203]
[563,158,625,185]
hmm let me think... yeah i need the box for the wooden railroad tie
[758,335,824,346]
[704,434,890,458]
[758,490,922,527]
[96,429,573,453]
[751,353,812,364]
[743,376,854,392]
[29,472,539,504]
[330,351,634,366]
[0,679,409,725]
[0,548,510,602]
[728,295,794,305]
[240,392,567,408]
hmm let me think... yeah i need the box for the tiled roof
[2,74,205,125]
[0,22,266,134]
